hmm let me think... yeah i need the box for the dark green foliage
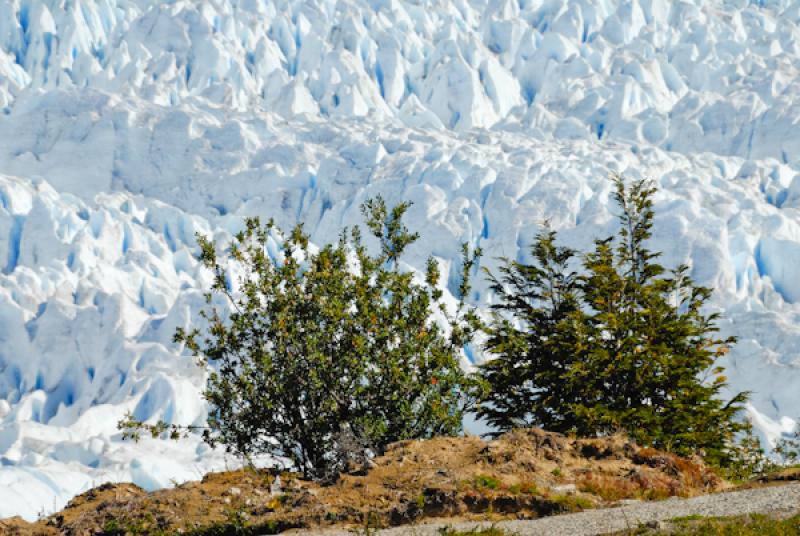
[124,197,478,480]
[476,227,584,432]
[476,175,748,466]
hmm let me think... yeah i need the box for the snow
[0,0,799,521]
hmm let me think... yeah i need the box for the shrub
[122,197,479,480]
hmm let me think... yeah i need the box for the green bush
[123,197,479,480]
[475,176,748,467]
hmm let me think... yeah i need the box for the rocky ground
[0,428,736,535]
[305,482,800,535]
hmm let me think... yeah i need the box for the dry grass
[3,428,727,535]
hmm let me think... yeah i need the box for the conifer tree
[476,228,584,433]
[579,177,747,463]
[477,176,748,465]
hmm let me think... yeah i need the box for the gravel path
[304,483,800,535]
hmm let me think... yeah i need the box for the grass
[508,481,538,495]
[670,514,705,523]
[102,513,171,536]
[473,474,502,491]
[624,513,800,535]
[550,493,593,511]
[101,504,293,536]
[670,513,800,535]
[577,471,674,502]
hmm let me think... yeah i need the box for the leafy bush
[475,176,748,467]
[123,197,478,480]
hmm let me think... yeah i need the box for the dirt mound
[9,429,726,535]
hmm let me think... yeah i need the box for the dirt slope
[0,428,728,535]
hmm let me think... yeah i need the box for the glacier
[0,0,800,520]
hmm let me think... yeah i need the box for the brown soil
[1,428,727,535]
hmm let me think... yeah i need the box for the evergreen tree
[477,176,748,464]
[475,228,584,433]
[579,177,747,463]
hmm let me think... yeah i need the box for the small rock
[228,487,241,496]
[551,484,577,495]
[270,475,282,495]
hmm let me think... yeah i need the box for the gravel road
[304,482,800,535]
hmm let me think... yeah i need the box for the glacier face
[1,0,800,520]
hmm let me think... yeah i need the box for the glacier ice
[0,0,799,520]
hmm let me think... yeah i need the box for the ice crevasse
[0,0,800,520]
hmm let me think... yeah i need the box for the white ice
[0,0,799,521]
